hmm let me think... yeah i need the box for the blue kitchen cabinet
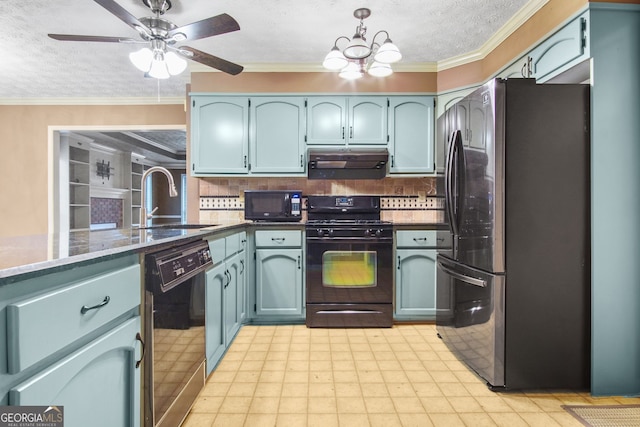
[254,230,304,319]
[191,96,249,175]
[0,254,142,424]
[394,230,443,321]
[249,97,306,173]
[388,97,435,174]
[205,231,246,375]
[205,261,226,376]
[10,317,141,427]
[529,11,589,82]
[306,97,387,146]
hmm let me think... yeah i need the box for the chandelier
[322,8,402,79]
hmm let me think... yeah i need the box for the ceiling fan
[48,0,243,77]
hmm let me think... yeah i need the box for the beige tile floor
[183,324,640,427]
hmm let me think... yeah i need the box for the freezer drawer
[435,255,505,388]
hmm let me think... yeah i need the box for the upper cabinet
[306,97,387,146]
[191,94,436,177]
[191,96,249,175]
[529,11,589,82]
[250,97,306,173]
[388,97,435,174]
[496,11,590,83]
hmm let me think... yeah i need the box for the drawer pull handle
[271,237,285,243]
[80,295,110,314]
[135,332,145,369]
[413,237,428,242]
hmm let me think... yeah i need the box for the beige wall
[0,104,185,237]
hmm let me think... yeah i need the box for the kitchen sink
[139,223,218,230]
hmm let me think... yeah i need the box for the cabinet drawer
[226,231,246,256]
[208,238,226,264]
[396,230,449,248]
[255,230,302,248]
[6,264,141,374]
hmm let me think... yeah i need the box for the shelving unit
[130,158,144,228]
[68,144,91,230]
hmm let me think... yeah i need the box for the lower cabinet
[205,231,246,375]
[0,254,143,426]
[254,229,304,320]
[394,230,440,321]
[10,317,141,427]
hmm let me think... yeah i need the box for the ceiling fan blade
[93,0,152,34]
[48,34,139,43]
[179,46,243,75]
[168,13,240,41]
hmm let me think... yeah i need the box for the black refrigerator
[436,78,590,390]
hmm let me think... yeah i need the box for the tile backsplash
[198,177,444,224]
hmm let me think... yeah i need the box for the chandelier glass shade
[129,39,187,79]
[322,8,402,79]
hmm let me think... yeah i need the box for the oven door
[306,237,393,304]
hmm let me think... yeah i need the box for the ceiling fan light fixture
[129,47,154,72]
[323,47,348,71]
[165,51,187,75]
[374,39,402,64]
[148,54,171,79]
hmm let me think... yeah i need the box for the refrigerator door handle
[438,262,487,287]
[445,130,463,236]
[444,130,460,235]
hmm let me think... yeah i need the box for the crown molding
[437,0,549,71]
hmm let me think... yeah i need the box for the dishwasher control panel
[146,240,212,293]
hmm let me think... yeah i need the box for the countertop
[0,220,446,283]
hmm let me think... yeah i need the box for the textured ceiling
[0,0,536,101]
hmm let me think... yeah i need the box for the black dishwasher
[143,239,212,427]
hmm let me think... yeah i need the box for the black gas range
[305,196,393,328]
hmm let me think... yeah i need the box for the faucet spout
[139,166,178,227]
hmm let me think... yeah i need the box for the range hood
[307,148,389,180]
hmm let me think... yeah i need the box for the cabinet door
[191,97,249,174]
[306,97,347,145]
[348,97,388,145]
[455,101,471,147]
[205,263,225,375]
[256,248,303,317]
[530,12,589,82]
[10,317,141,427]
[395,249,438,319]
[224,253,242,344]
[388,97,435,173]
[468,98,487,150]
[250,97,306,173]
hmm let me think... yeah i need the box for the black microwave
[244,190,302,222]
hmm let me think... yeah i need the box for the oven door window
[322,251,377,287]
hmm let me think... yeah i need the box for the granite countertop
[0,220,445,283]
[0,223,245,282]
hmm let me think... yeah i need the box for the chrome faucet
[139,166,178,227]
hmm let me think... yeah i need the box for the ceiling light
[322,8,401,79]
[368,62,393,78]
[129,39,187,79]
[339,61,364,80]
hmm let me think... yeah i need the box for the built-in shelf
[68,141,91,231]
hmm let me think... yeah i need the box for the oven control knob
[317,228,325,238]
[375,229,384,237]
